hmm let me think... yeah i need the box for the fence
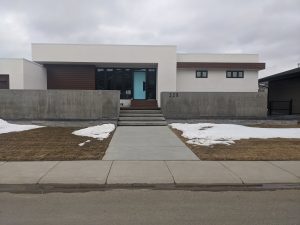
[161,92,268,119]
[268,99,293,115]
[0,90,120,120]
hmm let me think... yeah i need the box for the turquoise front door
[133,71,146,99]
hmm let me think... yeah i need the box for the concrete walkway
[0,161,299,188]
[103,126,198,160]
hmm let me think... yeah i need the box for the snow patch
[0,119,43,134]
[170,123,300,146]
[72,124,115,140]
[78,140,91,147]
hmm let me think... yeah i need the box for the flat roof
[32,43,177,48]
[259,67,300,82]
[0,58,44,67]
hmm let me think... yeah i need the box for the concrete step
[119,117,166,121]
[121,107,160,110]
[120,110,162,114]
[120,113,164,117]
[117,121,168,126]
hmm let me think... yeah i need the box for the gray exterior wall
[161,92,267,119]
[0,90,120,120]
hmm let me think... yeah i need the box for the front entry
[133,71,146,99]
[95,67,156,101]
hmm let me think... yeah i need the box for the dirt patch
[0,127,113,161]
[249,124,300,128]
[171,128,300,161]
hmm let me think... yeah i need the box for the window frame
[226,70,244,78]
[195,70,208,78]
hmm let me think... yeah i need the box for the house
[0,58,46,90]
[259,67,300,115]
[0,43,265,107]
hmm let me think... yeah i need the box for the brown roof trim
[177,62,266,70]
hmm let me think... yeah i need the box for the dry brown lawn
[0,127,113,161]
[171,125,300,161]
[249,124,300,128]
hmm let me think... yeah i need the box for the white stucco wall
[176,68,258,92]
[177,53,259,63]
[0,59,24,89]
[32,43,178,104]
[23,59,47,89]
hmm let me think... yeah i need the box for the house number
[169,92,179,98]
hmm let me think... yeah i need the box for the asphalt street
[0,189,299,225]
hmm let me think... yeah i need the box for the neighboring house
[0,58,47,90]
[0,43,265,107]
[259,67,300,115]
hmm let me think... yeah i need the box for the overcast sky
[0,0,299,77]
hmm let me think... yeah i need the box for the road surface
[0,189,299,225]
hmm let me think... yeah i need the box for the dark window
[226,71,244,78]
[0,74,9,89]
[146,68,156,99]
[95,68,133,99]
[196,70,208,78]
[95,69,106,89]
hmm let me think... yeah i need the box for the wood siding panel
[46,65,96,90]
[177,62,266,70]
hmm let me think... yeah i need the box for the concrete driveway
[103,126,199,160]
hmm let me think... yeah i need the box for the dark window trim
[196,70,208,78]
[226,70,244,78]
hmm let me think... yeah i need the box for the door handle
[143,82,146,91]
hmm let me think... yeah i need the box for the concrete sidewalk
[0,161,299,188]
[103,126,198,160]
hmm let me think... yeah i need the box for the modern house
[259,67,300,115]
[0,44,265,108]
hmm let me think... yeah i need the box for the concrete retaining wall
[0,90,120,120]
[161,92,267,119]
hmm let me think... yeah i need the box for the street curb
[1,183,300,193]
